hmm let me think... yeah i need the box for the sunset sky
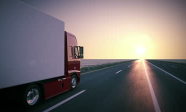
[23,0,186,59]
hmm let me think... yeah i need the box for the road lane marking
[149,62,186,85]
[127,65,132,68]
[43,90,86,112]
[81,62,128,75]
[115,70,122,74]
[143,61,161,112]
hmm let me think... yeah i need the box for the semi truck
[0,0,83,106]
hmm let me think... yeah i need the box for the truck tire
[23,85,41,107]
[71,75,78,89]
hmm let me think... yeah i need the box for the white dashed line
[81,63,124,75]
[115,70,122,74]
[143,61,161,112]
[127,65,131,68]
[43,90,86,112]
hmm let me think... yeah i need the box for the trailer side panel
[0,0,65,89]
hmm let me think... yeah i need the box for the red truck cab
[43,32,83,100]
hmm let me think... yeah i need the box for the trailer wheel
[71,75,78,89]
[23,85,41,107]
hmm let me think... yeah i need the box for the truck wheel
[71,75,78,89]
[23,85,41,107]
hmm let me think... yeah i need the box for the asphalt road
[1,60,186,112]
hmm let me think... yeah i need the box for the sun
[135,46,146,59]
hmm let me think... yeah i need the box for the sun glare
[136,46,146,59]
[124,33,151,59]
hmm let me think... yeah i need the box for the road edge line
[148,62,186,85]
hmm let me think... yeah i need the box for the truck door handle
[62,78,67,80]
[58,78,66,82]
[58,79,62,82]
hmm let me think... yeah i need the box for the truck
[0,0,83,106]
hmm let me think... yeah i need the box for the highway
[1,60,186,112]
